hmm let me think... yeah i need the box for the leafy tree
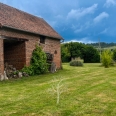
[61,44,70,62]
[83,46,100,63]
[101,50,113,68]
[69,42,84,59]
[61,42,100,63]
[22,45,48,75]
[30,45,48,74]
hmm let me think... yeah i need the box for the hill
[87,42,116,49]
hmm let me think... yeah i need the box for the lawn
[0,63,116,116]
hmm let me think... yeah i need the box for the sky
[0,0,116,43]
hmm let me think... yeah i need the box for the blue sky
[0,0,116,43]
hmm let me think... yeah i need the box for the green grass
[0,63,116,116]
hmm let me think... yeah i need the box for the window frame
[40,35,46,44]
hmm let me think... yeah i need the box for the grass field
[0,63,116,116]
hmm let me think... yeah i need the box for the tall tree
[61,42,100,63]
[84,45,100,63]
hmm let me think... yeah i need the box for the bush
[22,45,48,75]
[21,65,34,76]
[70,58,83,66]
[101,50,113,68]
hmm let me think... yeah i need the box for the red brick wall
[0,28,39,69]
[4,41,26,70]
[0,39,4,74]
[25,37,61,69]
[25,39,39,66]
[0,28,61,74]
[42,37,61,69]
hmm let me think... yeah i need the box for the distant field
[96,46,116,51]
[87,42,116,50]
[0,63,116,116]
[103,46,116,50]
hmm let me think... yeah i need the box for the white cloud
[64,37,96,43]
[74,26,83,33]
[55,15,64,19]
[71,21,92,33]
[71,24,84,33]
[94,12,109,23]
[104,0,116,7]
[67,4,98,20]
[100,28,108,34]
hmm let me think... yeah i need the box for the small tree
[101,50,113,68]
[48,76,66,105]
[30,45,48,74]
[22,45,48,75]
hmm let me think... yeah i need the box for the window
[40,35,45,44]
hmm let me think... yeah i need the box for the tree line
[61,42,100,63]
[87,42,116,48]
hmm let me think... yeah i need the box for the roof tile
[0,2,63,39]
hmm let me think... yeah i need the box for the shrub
[22,45,48,75]
[21,65,34,76]
[101,50,113,68]
[30,45,48,74]
[70,57,83,66]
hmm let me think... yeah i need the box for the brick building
[0,3,63,75]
